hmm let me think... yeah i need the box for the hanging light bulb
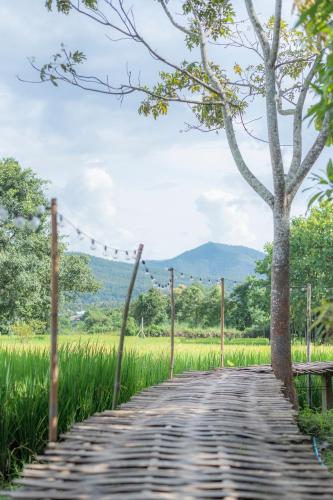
[113,249,118,259]
[36,205,46,216]
[90,239,96,251]
[14,216,25,228]
[125,250,130,261]
[76,228,84,241]
[103,245,108,257]
[27,216,40,231]
[58,214,65,228]
[145,267,149,275]
[142,260,146,266]
[0,206,9,222]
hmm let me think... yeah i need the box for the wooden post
[169,267,175,379]
[112,243,144,410]
[322,373,333,412]
[49,198,59,443]
[140,316,145,338]
[220,277,225,368]
[306,283,312,407]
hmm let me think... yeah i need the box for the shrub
[28,320,47,335]
[125,317,139,336]
[11,322,35,338]
[82,309,113,333]
[146,324,167,337]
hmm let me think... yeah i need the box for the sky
[0,0,331,259]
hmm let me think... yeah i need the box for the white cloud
[0,0,330,261]
[58,165,137,255]
[196,188,272,250]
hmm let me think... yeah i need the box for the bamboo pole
[306,283,312,407]
[112,243,144,410]
[49,198,59,443]
[220,277,225,368]
[169,267,175,379]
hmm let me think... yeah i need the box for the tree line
[128,201,333,339]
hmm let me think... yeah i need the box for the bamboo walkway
[5,365,333,499]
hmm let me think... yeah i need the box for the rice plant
[1,336,333,485]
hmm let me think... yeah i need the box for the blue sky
[0,1,331,258]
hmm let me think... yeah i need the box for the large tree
[34,0,331,404]
[0,158,99,331]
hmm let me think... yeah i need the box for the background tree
[35,0,332,403]
[227,276,270,333]
[132,288,168,326]
[175,284,205,326]
[0,158,99,331]
[257,202,333,336]
[200,285,222,327]
[296,0,333,128]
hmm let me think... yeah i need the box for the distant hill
[73,242,264,306]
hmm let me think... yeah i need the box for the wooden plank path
[4,365,333,499]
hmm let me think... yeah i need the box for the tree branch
[244,0,270,59]
[158,0,191,35]
[246,0,285,195]
[270,0,282,67]
[287,113,331,200]
[195,14,274,208]
[28,59,226,106]
[286,54,321,188]
[223,106,275,208]
[68,0,222,98]
[276,79,296,115]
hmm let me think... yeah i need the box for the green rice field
[1,334,333,485]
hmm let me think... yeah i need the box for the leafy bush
[11,322,35,338]
[81,309,113,333]
[28,320,47,335]
[146,324,167,337]
[132,289,168,326]
[298,408,333,470]
[125,317,139,336]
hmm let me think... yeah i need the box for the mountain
[73,242,264,306]
[148,242,263,283]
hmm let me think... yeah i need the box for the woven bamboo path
[244,361,333,376]
[5,366,333,499]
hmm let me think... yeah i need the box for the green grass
[0,340,221,485]
[298,409,333,470]
[2,334,333,485]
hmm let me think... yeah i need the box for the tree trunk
[270,203,298,408]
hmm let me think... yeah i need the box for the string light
[0,207,9,221]
[90,239,97,251]
[57,212,137,262]
[13,216,25,228]
[0,205,43,232]
[58,214,65,228]
[27,216,41,231]
[36,205,45,216]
